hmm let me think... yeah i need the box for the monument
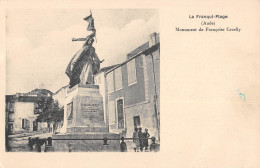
[52,12,120,152]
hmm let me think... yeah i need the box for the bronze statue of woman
[65,32,102,88]
[65,12,103,88]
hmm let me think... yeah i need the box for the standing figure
[150,136,160,152]
[132,127,139,152]
[66,12,103,88]
[120,137,127,152]
[138,127,144,152]
[143,128,150,151]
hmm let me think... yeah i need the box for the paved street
[7,132,52,152]
[8,136,31,152]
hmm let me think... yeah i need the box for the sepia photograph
[5,9,160,152]
[1,1,259,168]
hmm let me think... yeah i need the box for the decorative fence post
[68,143,72,152]
[102,137,109,152]
[28,137,34,151]
[47,137,52,146]
[36,137,42,152]
[45,137,54,152]
[103,137,108,145]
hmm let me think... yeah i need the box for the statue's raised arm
[72,38,87,42]
[72,29,96,42]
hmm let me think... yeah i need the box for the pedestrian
[120,137,127,152]
[138,127,144,152]
[132,127,139,152]
[143,128,150,151]
[150,136,160,152]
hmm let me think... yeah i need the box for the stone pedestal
[64,84,108,133]
[53,84,120,152]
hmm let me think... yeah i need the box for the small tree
[36,95,64,133]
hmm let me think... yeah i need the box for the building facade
[52,85,69,108]
[105,32,160,140]
[5,89,53,134]
[94,65,119,125]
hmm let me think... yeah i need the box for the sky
[6,9,159,95]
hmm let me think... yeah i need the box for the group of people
[119,127,159,152]
[132,127,150,152]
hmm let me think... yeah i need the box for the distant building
[5,89,53,134]
[52,85,69,107]
[105,32,160,139]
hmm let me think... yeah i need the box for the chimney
[149,32,159,47]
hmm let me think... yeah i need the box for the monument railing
[28,136,159,152]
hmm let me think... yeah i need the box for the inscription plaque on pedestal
[81,102,99,119]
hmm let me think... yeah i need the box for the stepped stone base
[66,126,109,133]
[52,133,120,152]
[55,84,120,152]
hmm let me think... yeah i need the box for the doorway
[134,116,141,128]
[33,121,38,131]
[8,124,13,134]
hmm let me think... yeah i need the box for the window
[8,113,14,122]
[33,121,38,131]
[117,99,124,129]
[134,116,141,128]
[7,102,10,110]
[127,59,137,85]
[8,124,13,133]
[107,72,114,93]
[22,119,30,129]
[34,103,39,114]
[115,68,122,90]
[22,119,25,129]
[8,102,14,112]
[108,101,115,125]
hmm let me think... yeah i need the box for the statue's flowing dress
[65,45,100,88]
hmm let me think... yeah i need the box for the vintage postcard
[0,0,259,168]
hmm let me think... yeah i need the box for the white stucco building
[6,89,53,134]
